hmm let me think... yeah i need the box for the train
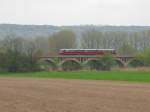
[59,49,116,55]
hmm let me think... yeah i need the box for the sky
[0,0,149,26]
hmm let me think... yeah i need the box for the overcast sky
[0,0,149,26]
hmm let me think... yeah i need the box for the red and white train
[59,49,116,55]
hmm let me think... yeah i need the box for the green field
[0,71,150,83]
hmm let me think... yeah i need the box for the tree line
[49,29,150,56]
[0,29,150,72]
[0,36,41,72]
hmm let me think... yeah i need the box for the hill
[0,24,150,38]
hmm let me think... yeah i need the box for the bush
[62,60,81,71]
[85,54,115,71]
[129,59,144,67]
[100,54,116,71]
[86,60,102,70]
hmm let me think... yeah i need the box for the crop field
[0,71,150,83]
[1,71,150,112]
[1,77,150,112]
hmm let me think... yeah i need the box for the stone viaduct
[40,55,135,70]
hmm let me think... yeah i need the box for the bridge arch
[114,58,125,67]
[84,58,103,70]
[59,58,81,66]
[127,59,144,67]
[83,58,99,65]
[59,58,82,71]
[40,59,57,70]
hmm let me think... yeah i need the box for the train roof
[60,49,116,51]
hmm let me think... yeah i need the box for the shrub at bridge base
[62,60,82,71]
[85,54,115,71]
[129,59,144,67]
[86,60,102,71]
[100,54,116,71]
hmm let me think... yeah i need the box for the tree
[23,39,42,71]
[136,48,150,66]
[0,36,41,72]
[0,36,24,72]
[35,36,50,56]
[81,29,103,49]
[49,30,77,54]
[118,42,137,56]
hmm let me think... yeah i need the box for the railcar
[59,49,116,55]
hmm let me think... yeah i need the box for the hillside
[0,24,150,38]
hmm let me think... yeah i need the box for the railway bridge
[40,55,135,70]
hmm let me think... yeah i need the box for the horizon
[0,23,150,27]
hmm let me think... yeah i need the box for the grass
[0,71,150,83]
